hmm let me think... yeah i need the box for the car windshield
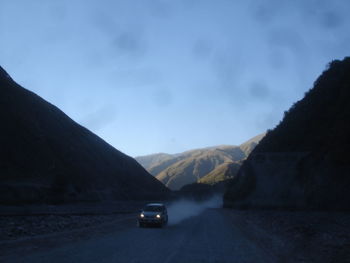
[143,205,163,212]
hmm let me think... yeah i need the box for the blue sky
[1,0,349,156]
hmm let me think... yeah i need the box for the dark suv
[137,203,168,227]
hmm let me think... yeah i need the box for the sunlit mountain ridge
[136,134,265,190]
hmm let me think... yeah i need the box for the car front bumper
[138,218,163,224]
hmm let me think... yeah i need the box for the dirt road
[1,208,349,263]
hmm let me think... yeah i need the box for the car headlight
[140,213,145,218]
[156,214,161,219]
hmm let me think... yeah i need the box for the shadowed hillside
[224,58,350,210]
[0,66,168,204]
[136,135,264,190]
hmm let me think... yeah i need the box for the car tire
[137,221,143,228]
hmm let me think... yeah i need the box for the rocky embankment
[0,201,144,241]
[227,209,350,262]
[0,214,123,240]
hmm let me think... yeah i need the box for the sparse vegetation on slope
[136,135,264,190]
[199,162,241,185]
[239,133,266,156]
[135,153,174,171]
[156,146,244,190]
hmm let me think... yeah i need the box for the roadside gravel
[227,209,350,263]
[0,214,127,241]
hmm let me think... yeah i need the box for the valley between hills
[1,58,350,262]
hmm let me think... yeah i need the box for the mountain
[138,153,184,177]
[239,133,266,156]
[136,134,264,190]
[134,153,174,171]
[198,162,241,185]
[224,58,350,210]
[0,66,168,204]
[156,146,245,190]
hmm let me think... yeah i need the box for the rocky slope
[134,153,174,172]
[239,133,265,156]
[198,162,241,185]
[0,66,168,204]
[224,58,350,210]
[136,135,264,190]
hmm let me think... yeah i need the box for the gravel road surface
[1,208,349,263]
[1,209,275,263]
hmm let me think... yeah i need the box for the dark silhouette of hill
[136,134,264,190]
[0,66,168,204]
[224,58,350,210]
